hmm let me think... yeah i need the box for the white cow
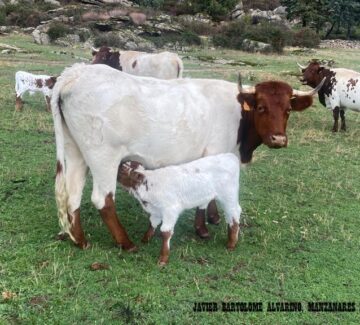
[118,153,241,265]
[92,46,183,79]
[299,61,360,131]
[15,71,56,112]
[51,63,320,250]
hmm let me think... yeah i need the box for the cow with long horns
[298,61,360,131]
[50,63,324,249]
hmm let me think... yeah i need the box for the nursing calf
[299,61,360,131]
[15,71,56,112]
[118,154,241,265]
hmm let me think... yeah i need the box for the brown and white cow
[92,46,183,79]
[298,61,360,131]
[50,63,323,250]
[15,71,57,112]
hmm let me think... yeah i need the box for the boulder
[44,0,60,6]
[242,39,272,53]
[32,24,51,45]
[129,12,146,25]
[54,34,81,47]
[273,6,287,16]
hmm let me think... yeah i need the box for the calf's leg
[222,202,241,250]
[206,200,221,225]
[340,109,346,131]
[332,107,340,132]
[142,214,161,243]
[194,208,210,239]
[45,95,51,112]
[158,210,178,265]
[15,95,23,111]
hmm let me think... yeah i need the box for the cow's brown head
[92,46,121,71]
[237,74,324,163]
[118,161,145,190]
[298,61,329,88]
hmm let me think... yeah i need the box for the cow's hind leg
[207,200,221,225]
[91,163,136,251]
[332,107,340,132]
[194,208,210,239]
[221,200,241,250]
[58,135,88,248]
[340,109,346,131]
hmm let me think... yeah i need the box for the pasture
[1,34,360,324]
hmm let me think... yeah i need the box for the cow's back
[53,63,240,169]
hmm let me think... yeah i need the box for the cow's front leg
[98,193,137,251]
[45,95,51,112]
[340,109,346,131]
[207,200,221,225]
[332,107,339,132]
[15,95,23,111]
[194,208,210,239]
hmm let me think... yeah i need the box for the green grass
[1,34,360,324]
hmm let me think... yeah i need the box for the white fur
[119,51,183,79]
[50,63,241,241]
[123,153,241,234]
[323,68,360,112]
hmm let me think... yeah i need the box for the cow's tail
[51,88,73,240]
[177,57,184,78]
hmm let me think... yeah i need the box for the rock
[242,39,272,53]
[32,24,51,45]
[22,27,36,34]
[273,6,287,16]
[230,1,244,20]
[109,8,129,18]
[82,11,111,21]
[0,0,5,7]
[54,34,81,47]
[44,0,60,6]
[129,12,146,25]
[103,0,135,6]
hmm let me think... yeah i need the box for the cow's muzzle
[268,135,287,148]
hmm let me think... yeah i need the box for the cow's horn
[292,77,326,96]
[91,47,98,53]
[297,62,306,70]
[238,73,255,94]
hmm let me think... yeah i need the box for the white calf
[15,71,56,112]
[118,153,241,265]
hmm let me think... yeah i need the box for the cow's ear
[291,95,313,111]
[237,93,256,112]
[91,50,98,56]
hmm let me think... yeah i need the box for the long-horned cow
[51,63,323,250]
[298,61,360,131]
[92,46,183,79]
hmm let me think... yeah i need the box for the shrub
[47,23,72,42]
[213,19,291,53]
[243,0,280,10]
[291,28,320,48]
[181,20,216,36]
[93,33,124,48]
[132,0,165,9]
[143,30,201,47]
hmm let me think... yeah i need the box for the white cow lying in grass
[15,71,56,112]
[118,153,241,266]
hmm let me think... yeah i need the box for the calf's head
[237,74,324,162]
[118,161,145,190]
[92,46,121,71]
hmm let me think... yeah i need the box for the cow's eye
[257,106,265,113]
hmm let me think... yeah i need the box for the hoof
[227,244,236,251]
[196,228,210,239]
[123,244,138,253]
[158,257,168,266]
[55,232,69,241]
[78,241,90,250]
[207,213,221,225]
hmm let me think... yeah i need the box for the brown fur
[92,46,121,71]
[45,76,57,89]
[15,95,23,111]
[132,60,137,69]
[69,209,88,249]
[118,161,145,190]
[56,160,62,175]
[99,192,136,251]
[35,79,43,88]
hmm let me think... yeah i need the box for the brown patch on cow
[118,161,145,190]
[92,46,121,71]
[69,209,88,249]
[300,62,337,107]
[35,79,43,88]
[45,76,57,89]
[346,78,358,91]
[132,60,137,69]
[194,208,210,239]
[56,160,62,175]
[99,192,136,251]
[207,199,220,225]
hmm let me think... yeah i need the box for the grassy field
[1,34,360,324]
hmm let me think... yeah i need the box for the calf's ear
[237,93,256,112]
[291,95,313,111]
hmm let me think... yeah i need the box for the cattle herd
[14,47,360,265]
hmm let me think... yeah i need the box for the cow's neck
[237,110,262,164]
[317,68,336,107]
